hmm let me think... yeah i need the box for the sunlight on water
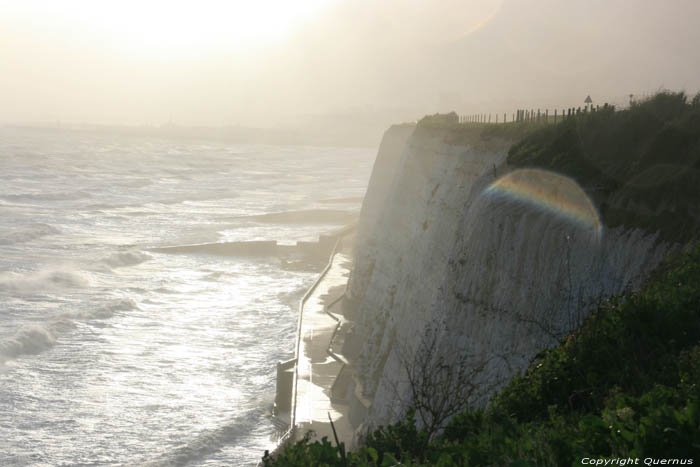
[0,127,375,466]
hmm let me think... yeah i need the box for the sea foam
[0,299,138,363]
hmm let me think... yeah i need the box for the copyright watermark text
[581,459,694,466]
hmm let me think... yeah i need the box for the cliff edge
[345,94,699,434]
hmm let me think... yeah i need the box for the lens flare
[484,169,602,239]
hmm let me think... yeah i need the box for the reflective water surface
[0,127,374,466]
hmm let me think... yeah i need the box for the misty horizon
[2,0,700,130]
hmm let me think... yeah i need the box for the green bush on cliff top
[264,242,700,466]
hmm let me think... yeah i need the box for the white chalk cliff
[342,122,673,432]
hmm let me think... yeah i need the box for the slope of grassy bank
[263,242,700,466]
[507,92,700,242]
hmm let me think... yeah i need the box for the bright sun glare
[5,0,336,56]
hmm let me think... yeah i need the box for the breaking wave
[0,325,57,361]
[0,268,91,294]
[0,299,137,363]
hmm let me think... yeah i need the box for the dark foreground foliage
[263,243,700,466]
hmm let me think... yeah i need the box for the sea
[0,126,376,466]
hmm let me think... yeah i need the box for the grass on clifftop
[415,112,545,152]
[263,243,700,466]
[507,91,700,242]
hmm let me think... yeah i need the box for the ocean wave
[235,208,359,224]
[0,268,91,294]
[0,299,138,363]
[100,250,152,269]
[201,271,224,282]
[85,192,238,212]
[0,325,57,361]
[145,407,264,467]
[0,190,92,203]
[0,223,60,245]
[60,298,138,321]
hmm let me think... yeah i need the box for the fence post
[554,109,557,123]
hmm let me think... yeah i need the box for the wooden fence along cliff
[458,103,617,125]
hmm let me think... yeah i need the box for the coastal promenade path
[293,234,354,448]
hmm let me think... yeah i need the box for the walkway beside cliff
[293,231,355,448]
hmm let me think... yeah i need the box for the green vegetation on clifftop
[508,92,700,242]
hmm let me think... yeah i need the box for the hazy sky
[2,0,700,126]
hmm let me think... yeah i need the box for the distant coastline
[2,112,419,148]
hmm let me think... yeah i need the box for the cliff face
[348,123,674,430]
